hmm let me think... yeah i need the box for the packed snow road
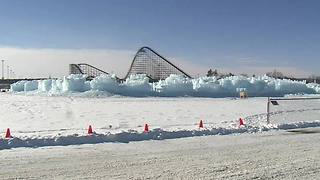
[0,128,319,179]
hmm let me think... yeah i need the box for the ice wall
[24,80,38,92]
[61,74,91,92]
[121,74,153,96]
[10,80,27,92]
[38,79,52,92]
[90,74,119,93]
[10,74,320,97]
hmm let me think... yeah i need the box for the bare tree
[266,69,284,78]
[207,69,218,77]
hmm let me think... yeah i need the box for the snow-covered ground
[0,128,319,179]
[0,93,320,149]
[0,90,319,179]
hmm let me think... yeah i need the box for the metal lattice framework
[69,63,109,79]
[69,47,192,81]
[125,47,191,80]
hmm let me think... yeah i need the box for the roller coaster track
[124,47,191,80]
[69,46,192,81]
[69,63,111,80]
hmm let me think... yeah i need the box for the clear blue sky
[0,0,320,77]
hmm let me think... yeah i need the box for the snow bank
[1,120,319,150]
[10,74,320,97]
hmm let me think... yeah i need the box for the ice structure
[10,74,320,97]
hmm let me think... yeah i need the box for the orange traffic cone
[88,125,93,135]
[239,118,245,126]
[199,120,204,128]
[5,128,11,139]
[144,124,149,132]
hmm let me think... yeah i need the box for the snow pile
[10,74,320,97]
[1,120,319,150]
